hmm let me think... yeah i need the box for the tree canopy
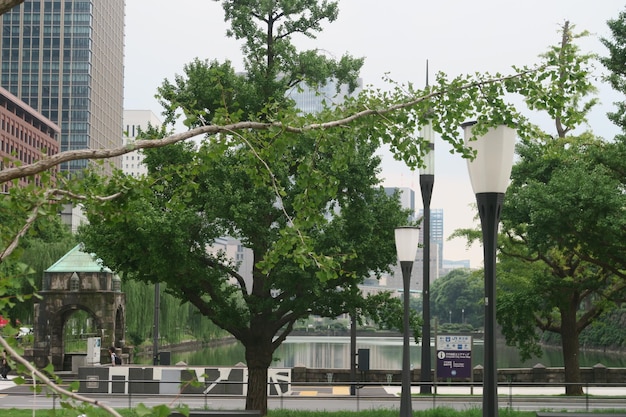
[431,268,482,329]
[454,21,626,396]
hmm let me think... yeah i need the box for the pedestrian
[109,346,121,366]
[1,350,10,380]
[109,346,117,366]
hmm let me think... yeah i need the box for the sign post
[436,335,472,380]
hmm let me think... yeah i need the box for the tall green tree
[498,135,626,395]
[485,22,626,395]
[80,126,410,413]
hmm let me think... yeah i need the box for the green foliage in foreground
[0,408,536,417]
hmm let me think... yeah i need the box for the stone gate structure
[27,244,126,371]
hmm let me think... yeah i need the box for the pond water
[136,335,626,369]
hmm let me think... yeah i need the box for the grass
[268,410,533,417]
[3,408,626,417]
[0,408,537,417]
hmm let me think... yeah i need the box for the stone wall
[77,366,291,395]
[76,364,626,396]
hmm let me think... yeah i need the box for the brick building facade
[0,85,59,191]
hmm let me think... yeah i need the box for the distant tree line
[432,268,626,352]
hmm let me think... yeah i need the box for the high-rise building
[419,207,444,270]
[384,186,416,222]
[288,78,363,114]
[380,187,418,290]
[0,1,125,175]
[122,110,161,178]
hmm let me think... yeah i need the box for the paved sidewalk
[0,375,15,389]
[382,385,626,397]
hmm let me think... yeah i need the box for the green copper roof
[45,244,113,273]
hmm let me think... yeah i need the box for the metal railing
[3,378,626,413]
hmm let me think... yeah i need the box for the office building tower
[0,0,124,175]
[383,200,441,292]
[384,187,416,223]
[419,207,443,270]
[380,187,417,290]
[123,110,161,178]
[288,78,363,114]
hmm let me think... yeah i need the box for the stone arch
[54,304,102,370]
[26,245,125,371]
[114,304,125,347]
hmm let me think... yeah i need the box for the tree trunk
[244,340,273,415]
[561,306,583,395]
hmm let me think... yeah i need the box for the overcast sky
[124,0,625,268]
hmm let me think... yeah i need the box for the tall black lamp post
[462,121,516,417]
[395,226,420,417]
[419,120,434,394]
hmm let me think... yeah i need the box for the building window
[70,272,80,291]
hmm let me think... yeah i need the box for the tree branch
[0,0,23,15]
[0,69,542,185]
[198,253,249,295]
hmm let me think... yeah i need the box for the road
[1,377,625,413]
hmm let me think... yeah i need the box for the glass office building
[419,207,444,270]
[0,0,124,174]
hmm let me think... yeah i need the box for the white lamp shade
[394,226,420,262]
[463,122,516,194]
[419,121,435,175]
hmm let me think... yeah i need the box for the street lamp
[463,121,516,417]
[395,226,420,417]
[419,120,435,394]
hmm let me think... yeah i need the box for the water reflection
[136,336,626,369]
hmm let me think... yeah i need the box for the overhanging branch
[0,68,542,185]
